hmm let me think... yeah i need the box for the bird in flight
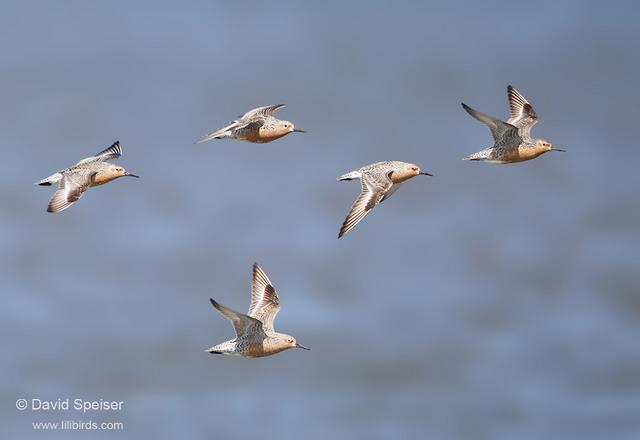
[36,141,139,213]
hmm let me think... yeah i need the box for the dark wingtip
[461,102,477,116]
[38,182,52,186]
[209,298,219,309]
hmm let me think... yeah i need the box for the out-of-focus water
[1,1,639,439]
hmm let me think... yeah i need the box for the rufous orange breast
[91,172,120,187]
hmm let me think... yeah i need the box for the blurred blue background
[1,1,639,438]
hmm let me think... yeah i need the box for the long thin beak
[295,343,310,350]
[419,172,433,176]
[125,172,140,178]
[293,128,306,133]
[550,148,566,152]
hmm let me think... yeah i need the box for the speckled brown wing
[76,141,122,165]
[233,120,267,140]
[47,170,96,213]
[461,103,522,147]
[506,85,538,138]
[209,298,265,338]
[247,264,280,333]
[241,104,286,120]
[338,170,392,238]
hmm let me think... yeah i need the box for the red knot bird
[206,263,309,358]
[195,104,305,144]
[36,141,139,213]
[462,85,565,163]
[336,161,432,238]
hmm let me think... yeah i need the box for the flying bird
[36,141,138,213]
[337,161,432,238]
[206,263,309,358]
[462,85,564,163]
[195,104,305,144]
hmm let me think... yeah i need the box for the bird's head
[405,163,433,177]
[536,139,565,153]
[281,334,310,351]
[110,165,139,179]
[280,120,306,134]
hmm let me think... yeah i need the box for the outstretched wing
[506,85,538,138]
[241,104,286,120]
[194,119,264,144]
[462,103,522,146]
[338,171,392,238]
[209,298,265,338]
[47,170,96,213]
[77,141,122,165]
[247,264,280,332]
